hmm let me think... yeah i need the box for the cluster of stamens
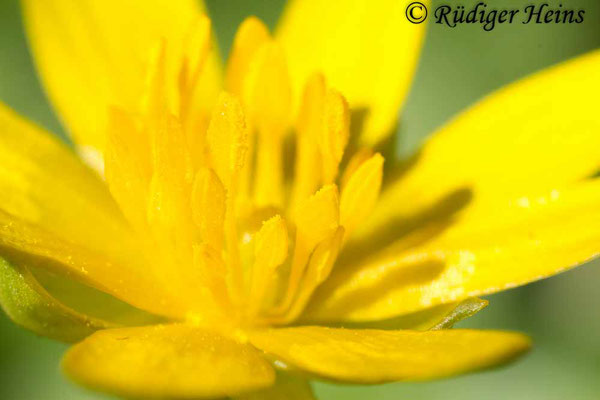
[104,16,384,329]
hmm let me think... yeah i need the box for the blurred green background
[1,0,599,398]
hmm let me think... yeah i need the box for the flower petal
[235,373,315,400]
[0,103,184,318]
[249,326,530,383]
[330,298,488,331]
[275,0,426,145]
[20,0,217,152]
[0,103,122,245]
[362,49,600,240]
[307,179,600,321]
[63,325,275,399]
[308,50,600,323]
[0,256,112,343]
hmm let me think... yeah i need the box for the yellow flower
[0,0,598,398]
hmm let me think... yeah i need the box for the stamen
[272,184,339,315]
[247,215,288,319]
[320,89,350,183]
[141,40,172,120]
[192,243,233,320]
[225,17,270,96]
[179,15,212,120]
[291,77,350,208]
[146,115,204,308]
[182,17,212,88]
[340,148,374,189]
[108,16,385,327]
[206,93,249,190]
[277,226,344,324]
[291,73,326,208]
[191,168,226,251]
[147,115,194,259]
[340,153,384,237]
[206,93,250,306]
[243,41,292,207]
[225,17,271,211]
[178,16,213,169]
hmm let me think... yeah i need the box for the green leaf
[429,298,489,330]
[0,256,113,342]
[31,267,166,327]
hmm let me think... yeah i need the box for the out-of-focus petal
[63,324,275,399]
[275,0,427,145]
[0,102,185,318]
[249,326,530,383]
[20,0,219,152]
[362,49,600,240]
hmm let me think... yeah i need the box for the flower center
[103,16,384,330]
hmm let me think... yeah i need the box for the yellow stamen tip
[226,16,271,95]
[320,89,350,183]
[206,92,249,189]
[243,41,292,132]
[340,153,384,237]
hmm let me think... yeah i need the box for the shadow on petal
[313,258,446,322]
[337,187,473,269]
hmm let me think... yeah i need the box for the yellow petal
[21,0,213,152]
[249,326,530,383]
[0,256,112,343]
[0,103,184,318]
[308,179,600,321]
[64,324,275,399]
[0,102,123,252]
[235,373,315,400]
[275,0,426,145]
[105,108,152,231]
[363,49,600,239]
